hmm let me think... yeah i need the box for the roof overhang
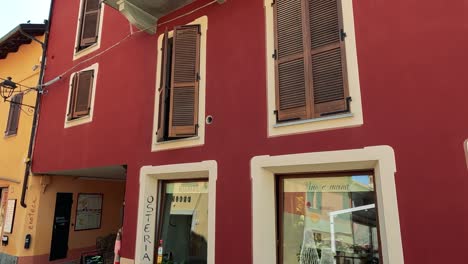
[0,24,45,60]
[104,0,225,34]
[38,165,127,180]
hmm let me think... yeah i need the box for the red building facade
[32,0,468,263]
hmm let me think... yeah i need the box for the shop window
[157,180,209,263]
[77,0,102,51]
[277,172,381,264]
[5,93,23,136]
[156,25,201,142]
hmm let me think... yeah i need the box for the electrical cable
[42,0,222,90]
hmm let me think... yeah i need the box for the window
[251,147,404,264]
[156,25,201,142]
[157,181,209,263]
[65,63,98,127]
[274,0,350,122]
[277,172,381,264]
[5,93,23,136]
[68,70,94,120]
[265,0,363,136]
[77,0,102,51]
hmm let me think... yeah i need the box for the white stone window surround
[73,0,105,60]
[151,16,208,152]
[64,63,99,128]
[264,0,364,137]
[135,160,217,264]
[251,146,405,264]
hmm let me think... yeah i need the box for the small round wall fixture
[206,115,213,125]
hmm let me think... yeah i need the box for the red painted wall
[33,0,468,263]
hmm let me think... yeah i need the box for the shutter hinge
[271,0,275,6]
[272,49,277,60]
[196,73,200,81]
[340,29,347,41]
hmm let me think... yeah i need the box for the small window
[157,181,209,263]
[273,0,350,122]
[68,70,94,120]
[277,172,381,264]
[5,93,23,136]
[77,0,102,51]
[156,25,201,142]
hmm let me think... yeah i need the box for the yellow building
[0,23,46,263]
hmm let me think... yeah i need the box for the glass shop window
[278,172,381,264]
[157,181,209,264]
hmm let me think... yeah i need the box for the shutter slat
[169,25,200,137]
[309,0,349,117]
[72,70,93,118]
[157,30,169,142]
[274,0,309,121]
[5,93,23,136]
[80,0,100,47]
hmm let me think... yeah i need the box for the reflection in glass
[159,181,209,264]
[281,175,380,264]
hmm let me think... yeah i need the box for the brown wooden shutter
[72,70,94,118]
[157,30,169,142]
[5,93,23,136]
[67,74,78,120]
[168,25,200,137]
[274,0,310,122]
[80,0,101,47]
[309,0,349,117]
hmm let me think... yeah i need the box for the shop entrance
[49,192,73,261]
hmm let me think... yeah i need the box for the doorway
[49,193,73,261]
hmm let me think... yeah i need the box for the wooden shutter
[157,30,169,142]
[80,0,101,47]
[67,74,78,120]
[72,70,94,118]
[274,0,310,122]
[309,0,349,117]
[5,93,23,136]
[168,25,200,137]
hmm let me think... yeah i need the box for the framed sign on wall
[75,194,103,231]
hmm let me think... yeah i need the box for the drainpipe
[20,0,55,208]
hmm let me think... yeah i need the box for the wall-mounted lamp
[0,77,17,101]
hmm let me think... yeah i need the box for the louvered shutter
[157,30,169,142]
[274,0,310,122]
[67,74,78,120]
[168,25,200,137]
[309,0,349,117]
[72,70,94,118]
[5,93,23,136]
[80,0,101,47]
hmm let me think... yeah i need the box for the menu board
[3,199,16,234]
[75,194,103,231]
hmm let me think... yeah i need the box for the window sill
[152,136,203,152]
[4,133,17,138]
[274,113,354,128]
[65,115,92,128]
[73,43,99,61]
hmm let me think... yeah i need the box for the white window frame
[251,146,405,263]
[264,0,364,137]
[136,160,217,264]
[73,0,105,60]
[64,63,99,128]
[151,16,208,152]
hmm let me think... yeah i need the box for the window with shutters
[65,63,98,128]
[152,16,207,151]
[5,93,23,137]
[265,0,363,137]
[74,0,104,59]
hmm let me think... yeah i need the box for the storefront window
[158,181,209,264]
[278,173,381,264]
